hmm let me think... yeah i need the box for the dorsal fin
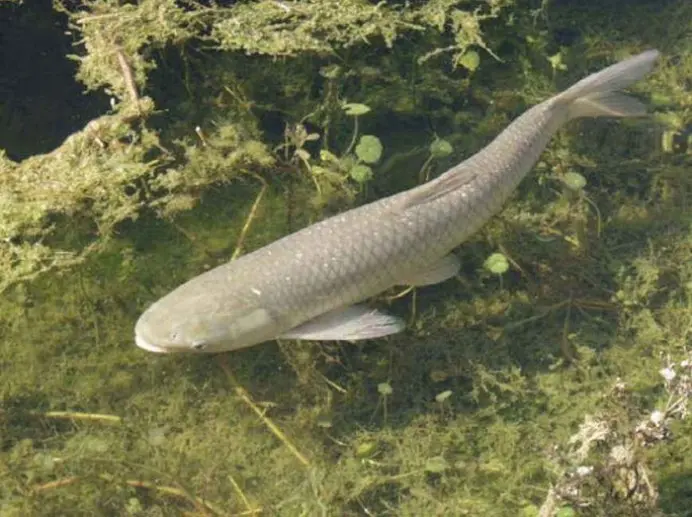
[398,163,478,211]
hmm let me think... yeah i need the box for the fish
[135,49,660,354]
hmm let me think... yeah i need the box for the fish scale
[135,50,660,353]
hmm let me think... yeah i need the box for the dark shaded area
[0,394,75,451]
[660,470,692,515]
[0,0,108,160]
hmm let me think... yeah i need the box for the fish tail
[555,50,660,120]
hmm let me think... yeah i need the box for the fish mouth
[135,332,171,354]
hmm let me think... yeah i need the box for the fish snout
[135,330,171,353]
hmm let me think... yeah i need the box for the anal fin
[398,254,460,286]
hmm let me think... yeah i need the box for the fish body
[135,50,660,354]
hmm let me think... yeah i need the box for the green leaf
[355,135,383,164]
[424,456,449,473]
[548,52,567,71]
[294,148,311,161]
[661,131,675,153]
[556,507,576,517]
[377,382,393,396]
[319,149,339,163]
[435,390,453,403]
[343,103,371,116]
[310,165,328,176]
[520,504,540,517]
[350,164,373,183]
[484,253,509,275]
[563,171,586,191]
[459,50,480,71]
[355,441,377,458]
[319,64,342,79]
[430,138,453,158]
[126,498,143,514]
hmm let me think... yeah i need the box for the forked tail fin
[555,49,660,120]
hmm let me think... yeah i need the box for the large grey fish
[135,50,660,354]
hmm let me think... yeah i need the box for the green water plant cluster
[276,102,385,206]
[0,0,523,292]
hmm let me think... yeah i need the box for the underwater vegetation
[0,0,691,515]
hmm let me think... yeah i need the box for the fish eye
[191,341,207,351]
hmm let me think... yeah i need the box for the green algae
[1,0,692,515]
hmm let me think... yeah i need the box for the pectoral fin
[280,305,405,341]
[399,254,460,286]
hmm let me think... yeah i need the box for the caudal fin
[556,50,660,120]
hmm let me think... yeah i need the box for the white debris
[659,367,676,382]
[650,410,665,426]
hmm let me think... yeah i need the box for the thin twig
[33,477,80,491]
[386,285,414,301]
[317,372,348,394]
[123,479,219,516]
[231,175,268,260]
[115,48,140,106]
[217,357,311,468]
[33,476,223,515]
[497,243,528,277]
[77,12,122,24]
[33,411,122,424]
[228,473,261,515]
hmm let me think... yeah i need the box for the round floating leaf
[377,382,393,396]
[355,135,383,164]
[350,164,373,183]
[430,138,453,158]
[459,50,480,71]
[562,171,586,191]
[342,103,371,116]
[484,252,509,275]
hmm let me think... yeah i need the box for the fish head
[134,290,279,354]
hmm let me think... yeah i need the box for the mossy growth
[1,0,692,515]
